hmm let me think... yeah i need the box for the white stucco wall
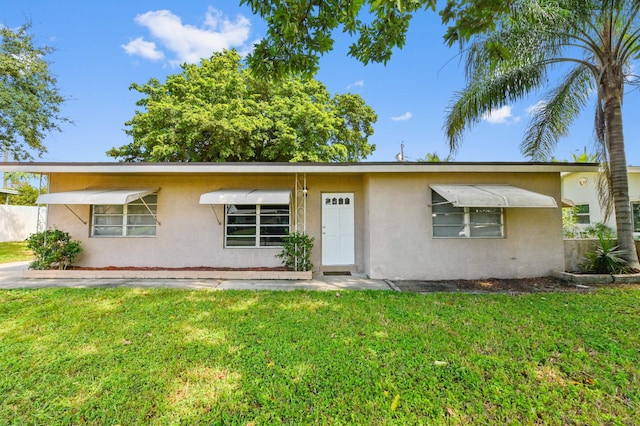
[562,169,640,232]
[0,205,41,242]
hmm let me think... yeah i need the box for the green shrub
[562,207,579,238]
[25,229,82,270]
[276,231,314,271]
[580,230,630,274]
[583,222,614,239]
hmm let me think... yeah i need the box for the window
[633,203,640,232]
[431,191,503,238]
[91,194,157,237]
[574,204,591,224]
[225,204,290,247]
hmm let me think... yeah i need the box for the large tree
[240,0,512,77]
[445,0,640,269]
[0,23,68,160]
[108,50,376,162]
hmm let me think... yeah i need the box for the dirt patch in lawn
[391,277,640,294]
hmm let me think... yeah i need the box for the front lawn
[0,241,32,263]
[0,288,638,424]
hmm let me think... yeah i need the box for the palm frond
[597,160,614,222]
[445,62,545,153]
[521,65,593,160]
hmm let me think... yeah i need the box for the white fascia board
[0,162,601,175]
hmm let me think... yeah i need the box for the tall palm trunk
[604,85,640,270]
[598,15,640,271]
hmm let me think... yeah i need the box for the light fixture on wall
[579,177,589,186]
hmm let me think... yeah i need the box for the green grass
[1,288,639,425]
[0,241,32,263]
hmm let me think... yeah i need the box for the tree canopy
[0,172,44,205]
[0,23,68,160]
[240,0,512,78]
[108,50,376,162]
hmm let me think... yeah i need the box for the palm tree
[418,151,454,162]
[571,147,599,163]
[445,0,640,270]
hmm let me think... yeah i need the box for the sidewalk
[0,262,393,291]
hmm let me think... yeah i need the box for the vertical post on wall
[294,173,308,271]
[295,173,307,234]
[36,173,48,233]
[294,173,298,233]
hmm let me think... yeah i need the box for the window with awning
[200,189,292,248]
[430,185,556,239]
[36,189,159,234]
[432,191,504,238]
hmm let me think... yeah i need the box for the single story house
[1,162,597,280]
[562,167,640,235]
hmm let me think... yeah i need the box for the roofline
[561,165,640,178]
[0,161,601,174]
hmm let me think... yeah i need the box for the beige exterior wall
[49,173,298,268]
[364,172,564,280]
[46,169,563,279]
[48,172,365,271]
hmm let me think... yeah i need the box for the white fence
[0,205,42,242]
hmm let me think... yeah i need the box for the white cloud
[121,37,164,61]
[346,80,364,90]
[124,7,252,65]
[525,100,547,115]
[391,112,412,122]
[482,106,520,124]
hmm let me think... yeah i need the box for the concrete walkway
[0,262,393,291]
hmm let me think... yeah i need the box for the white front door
[322,193,355,265]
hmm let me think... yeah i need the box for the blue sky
[4,1,640,164]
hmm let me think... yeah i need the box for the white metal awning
[430,184,558,208]
[37,188,157,205]
[199,189,291,205]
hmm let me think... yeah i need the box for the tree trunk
[604,87,640,270]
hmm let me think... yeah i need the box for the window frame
[224,203,290,248]
[574,204,591,224]
[632,202,640,232]
[91,194,158,238]
[431,191,504,239]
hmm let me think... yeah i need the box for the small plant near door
[277,231,314,271]
[26,229,82,270]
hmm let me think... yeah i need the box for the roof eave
[0,161,601,174]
